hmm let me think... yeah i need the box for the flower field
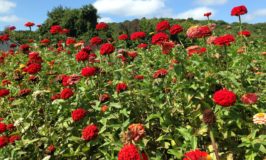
[0,5,266,160]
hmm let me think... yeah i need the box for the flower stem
[210,128,220,160]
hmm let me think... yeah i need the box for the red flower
[186,45,206,56]
[153,69,168,79]
[241,93,258,104]
[99,93,110,103]
[2,80,11,86]
[213,34,235,46]
[116,82,128,93]
[18,89,32,97]
[60,88,74,100]
[183,149,209,160]
[0,123,7,133]
[118,144,141,160]
[40,39,50,44]
[213,88,237,107]
[9,26,16,31]
[118,34,129,40]
[238,30,251,37]
[96,22,108,30]
[7,124,15,131]
[62,74,81,86]
[81,66,98,77]
[20,44,30,53]
[82,124,99,141]
[130,32,146,41]
[134,75,144,80]
[156,20,170,32]
[66,37,76,46]
[47,145,56,154]
[23,63,42,74]
[101,105,108,112]
[170,24,183,35]
[162,41,175,55]
[61,28,70,34]
[0,89,10,97]
[100,43,115,55]
[127,51,138,59]
[152,33,169,45]
[204,12,212,17]
[24,22,35,27]
[72,108,87,121]
[231,5,248,16]
[76,51,89,62]
[28,52,43,64]
[51,93,61,101]
[50,25,63,34]
[0,136,8,148]
[137,43,148,49]
[81,46,92,53]
[9,135,21,144]
[90,36,102,46]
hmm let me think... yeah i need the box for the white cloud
[0,0,16,13]
[99,17,113,23]
[243,8,266,22]
[0,15,20,23]
[93,0,166,17]
[195,0,227,6]
[175,7,215,20]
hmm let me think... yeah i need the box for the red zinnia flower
[238,30,251,37]
[152,32,169,45]
[99,93,110,103]
[183,149,210,160]
[50,25,63,34]
[0,136,8,148]
[23,63,42,74]
[231,5,248,16]
[90,36,102,46]
[19,44,30,53]
[66,37,76,46]
[46,145,56,154]
[130,32,146,41]
[51,93,61,101]
[24,22,35,27]
[153,69,168,79]
[18,89,32,97]
[0,89,10,97]
[137,43,148,49]
[170,24,183,35]
[81,66,98,77]
[156,20,170,32]
[9,26,16,31]
[40,39,50,44]
[118,34,129,40]
[118,144,141,160]
[9,135,21,144]
[60,88,74,100]
[96,22,108,30]
[241,93,258,104]
[81,124,99,141]
[134,75,144,80]
[116,82,127,93]
[7,124,15,131]
[72,108,87,121]
[162,41,175,54]
[0,123,7,133]
[186,45,206,56]
[213,88,237,107]
[213,34,235,46]
[204,12,212,17]
[100,43,115,55]
[76,51,89,62]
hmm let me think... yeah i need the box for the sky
[0,0,265,30]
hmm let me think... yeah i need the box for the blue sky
[0,0,265,30]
